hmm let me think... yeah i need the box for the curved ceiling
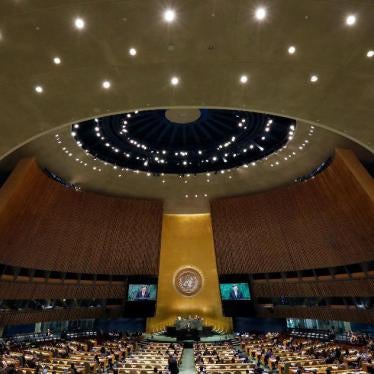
[0,0,374,163]
[73,109,293,174]
[1,120,372,214]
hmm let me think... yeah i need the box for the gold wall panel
[147,214,232,332]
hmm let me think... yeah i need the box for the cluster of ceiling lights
[71,110,293,174]
[54,120,316,201]
[269,126,315,168]
[30,7,373,94]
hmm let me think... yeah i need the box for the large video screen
[127,284,157,301]
[220,283,251,301]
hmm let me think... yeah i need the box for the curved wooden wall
[0,159,163,275]
[253,278,374,298]
[0,280,124,300]
[257,306,374,324]
[211,149,374,274]
[0,307,121,326]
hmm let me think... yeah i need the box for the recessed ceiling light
[170,76,179,86]
[102,80,111,89]
[240,75,248,84]
[129,47,137,56]
[254,7,267,21]
[345,14,356,26]
[164,9,176,23]
[310,74,319,83]
[53,56,61,65]
[288,46,296,54]
[34,85,43,94]
[367,50,374,58]
[74,17,85,30]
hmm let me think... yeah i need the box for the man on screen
[135,285,151,299]
[229,284,244,300]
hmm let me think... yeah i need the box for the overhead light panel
[164,9,176,23]
[170,76,180,86]
[288,46,296,54]
[74,17,85,30]
[34,85,43,94]
[102,80,111,89]
[254,7,267,21]
[240,75,248,84]
[53,56,61,65]
[345,14,356,26]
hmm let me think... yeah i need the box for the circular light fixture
[240,75,248,84]
[102,80,111,89]
[164,9,176,23]
[129,47,137,56]
[53,56,61,65]
[255,7,267,21]
[288,46,296,54]
[165,108,201,123]
[74,17,85,30]
[170,76,180,86]
[34,85,43,94]
[345,14,356,26]
[367,50,374,58]
[310,74,319,83]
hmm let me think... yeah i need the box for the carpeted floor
[179,348,195,374]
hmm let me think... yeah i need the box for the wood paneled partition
[0,159,163,274]
[211,149,374,274]
[257,306,374,324]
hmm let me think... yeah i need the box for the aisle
[179,348,195,374]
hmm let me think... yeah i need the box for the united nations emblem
[174,267,203,296]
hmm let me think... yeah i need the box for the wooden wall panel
[0,281,124,300]
[257,306,374,324]
[0,159,163,275]
[253,278,374,298]
[0,307,113,326]
[211,149,374,274]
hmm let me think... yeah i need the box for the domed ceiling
[72,109,294,174]
[0,0,373,213]
[1,115,372,214]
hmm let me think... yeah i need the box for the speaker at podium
[167,316,210,341]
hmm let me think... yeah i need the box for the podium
[166,319,213,341]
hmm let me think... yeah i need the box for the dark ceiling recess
[73,109,295,174]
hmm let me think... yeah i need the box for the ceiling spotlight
[310,74,319,83]
[254,7,267,21]
[345,14,356,26]
[129,47,137,56]
[367,50,374,58]
[34,85,43,94]
[102,80,111,89]
[164,9,176,23]
[288,46,296,54]
[74,17,85,30]
[240,75,248,84]
[53,56,61,65]
[170,76,180,86]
